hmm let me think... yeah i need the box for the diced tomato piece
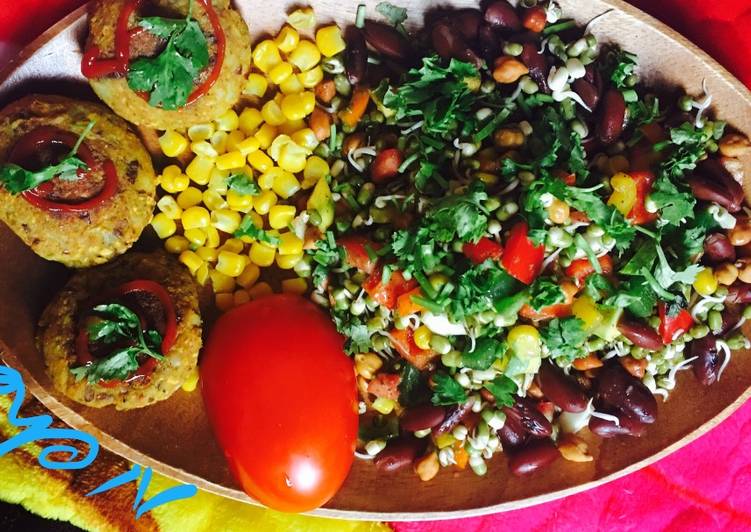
[519,281,578,320]
[367,373,401,400]
[390,328,437,370]
[627,170,659,225]
[396,287,425,317]
[463,237,503,265]
[554,170,576,186]
[371,148,403,183]
[339,236,381,274]
[570,211,590,223]
[640,123,667,144]
[501,222,545,285]
[363,266,417,310]
[565,255,614,285]
[658,303,694,344]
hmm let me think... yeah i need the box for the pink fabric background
[0,1,750,530]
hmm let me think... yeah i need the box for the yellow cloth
[0,395,388,532]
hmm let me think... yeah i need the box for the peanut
[729,218,751,246]
[494,127,525,148]
[619,355,648,378]
[719,133,751,158]
[572,353,604,371]
[737,259,751,284]
[721,157,745,183]
[558,434,594,463]
[526,381,544,399]
[715,262,739,286]
[342,132,365,155]
[414,451,440,482]
[547,198,571,225]
[608,155,630,175]
[355,353,383,379]
[492,56,529,84]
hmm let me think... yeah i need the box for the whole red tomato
[201,294,358,512]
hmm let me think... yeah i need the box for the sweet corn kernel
[248,282,274,299]
[196,246,219,263]
[694,267,719,296]
[239,108,264,135]
[372,397,395,415]
[279,73,305,94]
[289,40,321,72]
[165,235,190,254]
[269,205,297,229]
[205,226,221,248]
[316,25,346,57]
[177,187,203,209]
[182,367,200,392]
[216,293,235,312]
[210,131,228,154]
[279,119,306,135]
[188,123,215,142]
[434,433,456,449]
[202,189,227,211]
[302,156,330,189]
[244,73,268,98]
[237,263,261,288]
[217,251,248,277]
[269,62,294,84]
[184,228,207,247]
[212,209,242,234]
[151,213,177,239]
[248,150,274,172]
[237,136,260,156]
[215,109,240,132]
[250,241,276,266]
[281,278,308,295]
[226,130,246,152]
[159,130,189,157]
[160,171,189,194]
[209,269,236,293]
[238,213,264,240]
[254,190,278,215]
[287,7,316,31]
[191,141,219,159]
[252,39,282,73]
[227,189,254,212]
[277,232,303,255]
[275,25,299,53]
[268,135,294,161]
[234,289,251,307]
[216,151,246,171]
[258,167,282,190]
[261,100,287,127]
[179,250,204,274]
[297,65,323,88]
[186,156,215,185]
[162,165,182,180]
[195,263,209,286]
[272,169,301,198]
[252,124,276,150]
[572,296,603,331]
[208,167,229,192]
[276,253,303,269]
[281,92,315,121]
[291,128,319,152]
[182,206,211,230]
[157,195,183,219]
[414,325,433,350]
[218,239,244,255]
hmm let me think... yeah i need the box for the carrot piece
[310,108,331,141]
[453,444,469,470]
[523,6,547,33]
[339,87,371,128]
[572,353,604,371]
[314,79,336,104]
[396,287,424,317]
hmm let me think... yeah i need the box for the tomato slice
[339,236,380,274]
[367,373,401,400]
[627,170,658,225]
[501,222,545,285]
[463,237,503,265]
[565,255,614,286]
[363,266,417,310]
[371,148,404,184]
[658,302,694,344]
[389,328,437,370]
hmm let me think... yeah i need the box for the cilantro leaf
[375,1,408,27]
[70,347,142,383]
[450,261,519,320]
[235,217,281,245]
[431,372,468,406]
[605,276,656,318]
[483,375,517,408]
[332,312,372,355]
[607,49,638,90]
[584,273,614,302]
[541,317,588,362]
[462,337,506,370]
[529,277,565,311]
[227,174,260,196]
[654,244,702,290]
[308,231,344,288]
[398,364,430,407]
[649,175,695,226]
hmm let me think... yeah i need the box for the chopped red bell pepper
[658,303,694,344]
[501,222,545,285]
[363,266,417,310]
[463,237,504,265]
[565,255,614,285]
[627,170,658,225]
[367,373,401,400]
[389,328,437,370]
[339,235,381,274]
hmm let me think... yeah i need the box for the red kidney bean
[431,20,483,69]
[720,306,741,336]
[345,27,367,85]
[588,411,647,438]
[537,362,589,413]
[401,405,446,432]
[433,401,472,436]
[484,1,522,31]
[703,232,736,264]
[520,42,550,93]
[691,159,745,213]
[363,20,411,60]
[596,89,626,144]
[690,334,725,386]
[498,412,529,449]
[727,283,751,305]
[503,397,553,437]
[477,23,502,63]
[572,78,600,111]
[617,318,663,350]
[374,437,425,473]
[508,439,560,476]
[455,9,483,41]
[596,364,657,424]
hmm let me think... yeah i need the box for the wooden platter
[1,0,751,521]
